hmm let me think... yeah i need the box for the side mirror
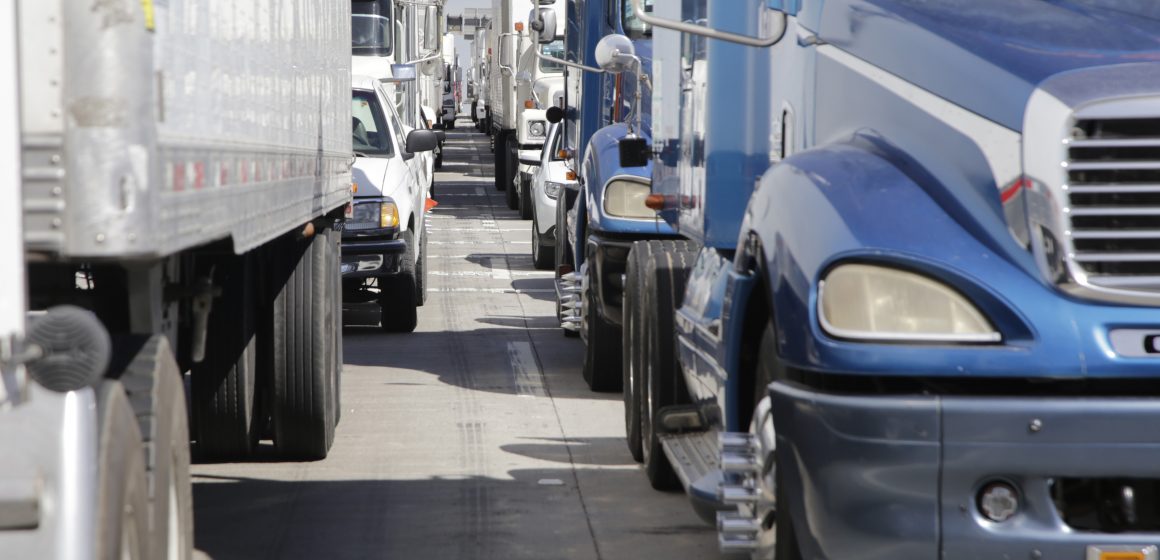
[406,129,439,153]
[424,7,442,51]
[545,106,564,123]
[619,136,650,168]
[530,8,557,44]
[594,34,636,74]
[385,64,417,83]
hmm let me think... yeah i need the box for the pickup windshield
[623,0,653,40]
[352,90,394,157]
[539,40,566,73]
[352,0,393,56]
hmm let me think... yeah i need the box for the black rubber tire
[326,227,343,427]
[446,120,455,130]
[271,231,337,460]
[116,336,193,560]
[505,137,519,210]
[555,192,579,338]
[191,254,258,460]
[415,222,429,306]
[493,131,506,188]
[532,210,555,270]
[518,174,533,220]
[622,242,649,462]
[95,380,150,560]
[380,229,419,332]
[640,240,696,490]
[435,150,443,170]
[582,256,623,392]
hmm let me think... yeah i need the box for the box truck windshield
[352,0,393,56]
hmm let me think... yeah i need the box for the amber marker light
[566,171,577,181]
[645,194,666,211]
[524,100,535,109]
[515,22,524,32]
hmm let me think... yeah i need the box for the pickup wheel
[505,137,519,210]
[379,229,419,333]
[415,223,429,306]
[582,257,623,392]
[518,174,533,220]
[640,241,696,490]
[116,336,193,560]
[621,242,650,462]
[96,380,151,560]
[532,210,555,270]
[191,254,259,460]
[271,231,337,459]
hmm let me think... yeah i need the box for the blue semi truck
[601,0,1160,557]
[550,0,675,393]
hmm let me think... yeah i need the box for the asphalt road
[192,120,736,560]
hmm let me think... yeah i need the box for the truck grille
[1065,117,1160,289]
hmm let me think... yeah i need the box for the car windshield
[352,89,394,157]
[352,0,393,56]
[539,40,566,73]
[622,0,653,40]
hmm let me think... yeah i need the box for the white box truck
[488,0,535,193]
[5,0,352,557]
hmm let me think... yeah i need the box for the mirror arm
[627,0,788,48]
[531,0,602,74]
[403,50,443,66]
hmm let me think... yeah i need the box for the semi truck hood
[816,0,1160,132]
[534,75,565,109]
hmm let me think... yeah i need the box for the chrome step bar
[555,270,582,332]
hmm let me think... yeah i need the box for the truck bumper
[771,380,1160,559]
[585,232,678,326]
[0,386,98,558]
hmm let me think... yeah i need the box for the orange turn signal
[566,171,577,181]
[557,149,568,159]
[351,182,358,194]
[515,22,524,32]
[644,194,666,211]
[524,100,535,109]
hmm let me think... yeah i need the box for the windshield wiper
[354,151,369,158]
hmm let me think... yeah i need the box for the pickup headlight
[528,121,546,138]
[544,181,567,199]
[347,198,400,231]
[818,264,1000,343]
[603,178,655,219]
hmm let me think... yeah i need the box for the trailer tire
[532,211,555,270]
[379,229,419,333]
[326,227,343,426]
[582,258,623,392]
[505,137,519,210]
[96,380,151,560]
[622,242,649,462]
[271,231,337,459]
[115,336,194,560]
[640,241,695,490]
[518,174,533,220]
[191,254,259,460]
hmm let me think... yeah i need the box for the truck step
[659,430,729,523]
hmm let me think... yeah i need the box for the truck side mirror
[594,34,636,74]
[384,64,417,83]
[530,8,557,44]
[406,129,439,153]
[424,6,441,51]
[619,137,650,168]
[546,106,564,123]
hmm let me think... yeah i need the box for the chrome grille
[1065,117,1160,287]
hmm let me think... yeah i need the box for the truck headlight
[603,178,655,219]
[818,264,1000,343]
[544,181,566,199]
[528,121,546,138]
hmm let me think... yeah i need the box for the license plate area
[1087,545,1159,560]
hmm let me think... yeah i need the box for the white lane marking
[508,341,546,397]
[428,241,531,245]
[433,193,489,197]
[428,270,552,278]
[426,254,533,259]
[426,288,555,294]
[428,228,535,233]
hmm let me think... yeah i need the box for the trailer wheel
[379,229,419,333]
[505,137,519,210]
[582,258,623,392]
[640,241,695,490]
[116,336,193,560]
[191,254,258,459]
[621,242,650,462]
[96,380,151,560]
[272,231,337,459]
[327,227,343,426]
[532,210,555,270]
[518,174,533,220]
[415,222,429,307]
[494,131,507,190]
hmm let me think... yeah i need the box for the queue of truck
[469,0,1160,558]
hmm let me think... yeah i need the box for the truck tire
[555,194,579,338]
[749,322,800,560]
[640,241,696,490]
[582,257,623,392]
[532,211,555,270]
[115,336,193,560]
[518,174,533,220]
[505,137,519,210]
[494,131,507,189]
[96,380,151,560]
[379,229,419,332]
[415,223,429,307]
[191,254,258,460]
[621,242,650,462]
[326,227,343,426]
[271,231,337,459]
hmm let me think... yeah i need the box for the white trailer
[6,0,351,557]
[488,0,535,193]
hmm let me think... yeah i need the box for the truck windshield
[352,0,393,56]
[623,0,653,40]
[352,90,394,157]
[540,40,566,73]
